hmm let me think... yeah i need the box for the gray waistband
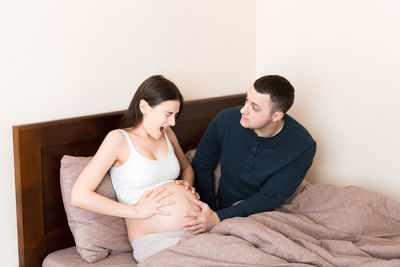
[132,230,188,262]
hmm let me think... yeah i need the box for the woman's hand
[132,186,175,219]
[175,180,200,199]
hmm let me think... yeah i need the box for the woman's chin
[148,130,163,140]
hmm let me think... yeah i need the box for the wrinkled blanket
[141,183,400,266]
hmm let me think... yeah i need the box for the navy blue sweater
[193,107,316,221]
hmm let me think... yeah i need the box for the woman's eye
[166,112,177,117]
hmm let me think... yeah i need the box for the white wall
[257,0,400,201]
[3,0,400,265]
[0,1,256,265]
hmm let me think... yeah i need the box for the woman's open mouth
[160,126,166,135]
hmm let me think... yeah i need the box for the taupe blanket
[141,183,400,266]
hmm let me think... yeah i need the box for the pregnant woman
[71,75,200,262]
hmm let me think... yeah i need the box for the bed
[13,93,400,267]
[13,94,245,267]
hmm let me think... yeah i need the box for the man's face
[240,86,277,130]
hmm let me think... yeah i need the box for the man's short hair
[253,75,294,113]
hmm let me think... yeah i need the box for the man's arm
[216,143,316,221]
[184,142,316,234]
[192,115,222,210]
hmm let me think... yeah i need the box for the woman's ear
[139,99,150,114]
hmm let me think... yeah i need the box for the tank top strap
[117,129,136,153]
[164,131,174,151]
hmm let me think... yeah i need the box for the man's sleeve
[193,115,222,211]
[216,142,316,221]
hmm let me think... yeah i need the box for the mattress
[42,246,137,267]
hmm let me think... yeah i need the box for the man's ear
[139,99,151,114]
[272,111,284,122]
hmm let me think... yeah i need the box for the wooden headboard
[12,94,245,267]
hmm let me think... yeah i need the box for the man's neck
[254,119,284,138]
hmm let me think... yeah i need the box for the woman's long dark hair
[119,75,183,129]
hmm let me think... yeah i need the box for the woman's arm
[71,130,174,219]
[166,128,195,187]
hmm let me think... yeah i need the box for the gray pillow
[60,155,132,263]
[185,148,221,198]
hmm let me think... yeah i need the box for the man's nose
[240,104,248,114]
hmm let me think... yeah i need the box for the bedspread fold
[140,183,400,267]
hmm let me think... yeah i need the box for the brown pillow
[60,155,132,263]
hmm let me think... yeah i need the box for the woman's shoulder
[104,129,128,146]
[165,127,178,143]
[93,129,129,164]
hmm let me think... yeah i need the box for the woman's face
[142,99,180,139]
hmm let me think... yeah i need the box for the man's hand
[182,200,220,234]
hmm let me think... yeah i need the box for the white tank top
[109,129,180,205]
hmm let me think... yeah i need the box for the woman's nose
[169,116,176,126]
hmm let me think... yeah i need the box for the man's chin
[240,119,250,128]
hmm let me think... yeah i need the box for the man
[183,75,316,234]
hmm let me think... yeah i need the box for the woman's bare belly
[125,181,200,242]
